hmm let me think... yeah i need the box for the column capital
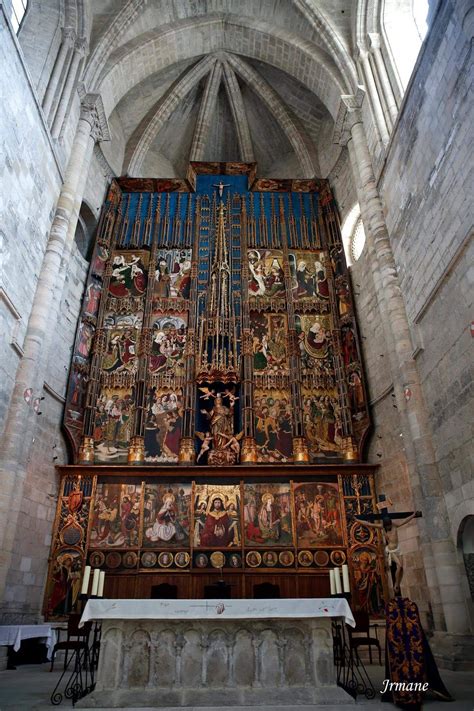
[79,93,110,143]
[367,32,382,51]
[75,37,88,56]
[62,26,76,45]
[333,86,365,146]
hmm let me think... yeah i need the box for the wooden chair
[347,610,382,665]
[253,582,281,599]
[50,613,92,671]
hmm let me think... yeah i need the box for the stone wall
[376,0,473,623]
[0,8,95,621]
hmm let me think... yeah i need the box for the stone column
[334,92,471,635]
[358,50,390,146]
[368,33,399,128]
[0,95,109,604]
[51,37,87,139]
[42,27,76,119]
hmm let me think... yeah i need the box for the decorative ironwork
[50,622,101,706]
[332,617,376,701]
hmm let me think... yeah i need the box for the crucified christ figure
[355,511,420,595]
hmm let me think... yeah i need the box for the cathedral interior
[0,0,473,690]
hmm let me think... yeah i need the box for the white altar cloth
[0,624,57,659]
[80,597,355,627]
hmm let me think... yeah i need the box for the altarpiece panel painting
[193,484,241,548]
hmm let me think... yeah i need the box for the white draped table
[0,624,57,659]
[78,598,355,709]
[80,597,355,626]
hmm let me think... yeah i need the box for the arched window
[382,0,429,90]
[350,217,367,263]
[10,0,28,33]
[341,205,367,266]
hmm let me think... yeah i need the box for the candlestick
[334,566,342,594]
[342,564,350,593]
[80,565,91,596]
[329,569,336,595]
[98,571,105,598]
[91,568,100,596]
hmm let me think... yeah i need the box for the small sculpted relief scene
[193,484,241,548]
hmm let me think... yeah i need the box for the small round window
[350,217,366,263]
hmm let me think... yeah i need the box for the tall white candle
[329,569,336,595]
[98,571,105,598]
[91,568,100,596]
[80,565,91,595]
[334,566,342,594]
[342,564,350,593]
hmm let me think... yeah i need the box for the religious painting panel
[193,484,241,548]
[91,243,109,278]
[108,250,148,298]
[302,388,343,459]
[293,481,344,547]
[45,548,83,617]
[102,324,140,376]
[350,545,385,617]
[247,249,285,299]
[142,483,191,548]
[144,387,183,463]
[93,387,134,463]
[243,483,293,547]
[154,249,192,299]
[44,475,94,619]
[149,313,187,376]
[347,366,366,420]
[254,389,293,463]
[75,320,95,363]
[83,278,102,320]
[89,482,142,549]
[295,314,333,370]
[250,312,288,373]
[289,250,329,301]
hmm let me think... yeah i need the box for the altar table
[78,598,355,708]
[0,624,57,659]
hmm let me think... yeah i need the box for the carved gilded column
[127,196,158,464]
[240,195,257,463]
[279,195,309,463]
[318,187,359,462]
[178,196,201,464]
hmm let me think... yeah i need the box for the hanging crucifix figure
[355,496,422,596]
[213,181,230,198]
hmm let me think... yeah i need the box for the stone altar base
[79,618,352,708]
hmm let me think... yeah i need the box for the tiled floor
[0,663,472,710]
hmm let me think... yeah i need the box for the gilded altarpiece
[48,164,384,618]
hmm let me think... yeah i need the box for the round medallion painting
[298,550,313,567]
